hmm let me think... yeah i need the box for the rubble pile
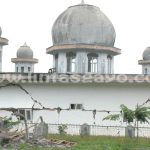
[0,129,76,149]
[28,138,77,148]
[0,117,77,149]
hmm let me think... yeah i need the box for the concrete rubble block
[0,121,4,129]
[33,122,48,139]
[125,125,135,138]
[80,123,91,136]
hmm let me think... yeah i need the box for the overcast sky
[0,0,150,74]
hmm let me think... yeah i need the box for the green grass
[12,135,150,150]
[48,135,150,150]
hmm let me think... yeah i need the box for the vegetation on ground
[9,135,150,150]
[0,116,19,130]
[103,104,150,138]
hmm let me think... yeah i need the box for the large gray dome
[143,47,150,60]
[17,43,33,59]
[52,3,116,47]
[0,27,2,37]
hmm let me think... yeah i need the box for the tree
[0,116,19,130]
[0,116,20,146]
[134,104,150,138]
[103,104,134,124]
[103,104,150,138]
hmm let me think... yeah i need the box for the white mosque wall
[0,82,149,125]
[142,64,150,75]
[15,62,34,73]
[55,51,114,74]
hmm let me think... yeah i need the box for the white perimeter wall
[0,82,150,125]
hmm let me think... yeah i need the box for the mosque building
[46,0,121,74]
[0,1,150,125]
[11,43,38,73]
[0,26,8,72]
[139,47,150,75]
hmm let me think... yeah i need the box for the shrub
[58,124,67,135]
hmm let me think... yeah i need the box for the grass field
[16,135,150,150]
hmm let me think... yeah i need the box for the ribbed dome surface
[52,3,116,47]
[17,43,33,59]
[143,47,150,60]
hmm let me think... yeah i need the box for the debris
[28,138,77,148]
[80,123,91,136]
[0,116,76,149]
[0,124,77,149]
[0,134,77,149]
[33,116,48,139]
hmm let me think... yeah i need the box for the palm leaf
[103,114,120,121]
[120,104,134,123]
[135,106,150,124]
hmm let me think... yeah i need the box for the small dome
[143,47,150,60]
[52,3,116,47]
[17,43,33,59]
[0,27,2,37]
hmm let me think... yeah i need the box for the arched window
[21,67,24,73]
[144,68,148,75]
[16,67,18,72]
[55,54,58,72]
[88,53,98,73]
[28,67,31,72]
[107,55,112,74]
[66,52,76,72]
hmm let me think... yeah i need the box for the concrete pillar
[105,54,108,74]
[58,52,67,73]
[76,51,87,74]
[101,54,107,74]
[53,55,55,68]
[111,56,114,74]
[97,53,101,74]
[0,45,2,72]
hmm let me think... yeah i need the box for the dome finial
[81,0,85,4]
[23,42,27,46]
